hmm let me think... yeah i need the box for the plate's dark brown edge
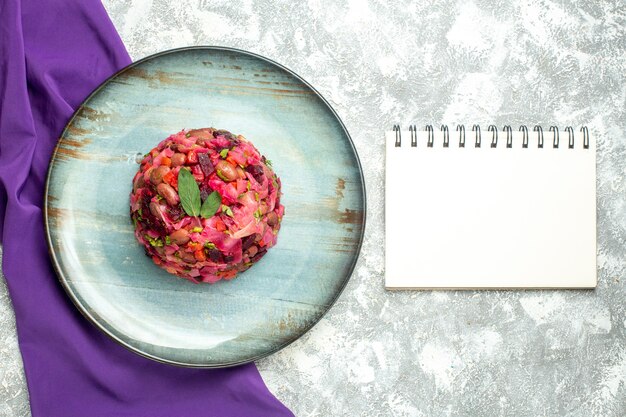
[44,45,367,368]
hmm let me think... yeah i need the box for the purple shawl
[0,1,294,415]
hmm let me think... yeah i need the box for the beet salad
[130,128,284,283]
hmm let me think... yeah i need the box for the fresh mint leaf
[200,190,221,218]
[178,168,201,216]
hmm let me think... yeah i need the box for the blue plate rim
[44,45,367,368]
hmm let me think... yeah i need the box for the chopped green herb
[254,192,259,201]
[191,227,203,233]
[185,132,191,138]
[165,236,171,245]
[221,205,234,217]
[144,235,164,247]
[246,182,251,191]
[253,209,262,220]
[265,159,273,167]
[204,241,216,249]
[219,148,229,158]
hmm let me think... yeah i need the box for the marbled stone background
[1,0,625,415]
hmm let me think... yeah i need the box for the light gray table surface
[1,1,625,416]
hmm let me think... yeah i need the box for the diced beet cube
[167,205,184,221]
[245,164,264,183]
[199,182,214,201]
[208,248,223,263]
[241,234,258,251]
[198,152,215,176]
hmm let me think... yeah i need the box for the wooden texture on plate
[45,47,365,367]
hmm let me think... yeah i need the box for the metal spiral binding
[565,126,574,148]
[393,124,401,147]
[488,125,498,148]
[534,125,544,148]
[441,125,449,147]
[409,125,417,147]
[520,125,529,148]
[426,125,434,147]
[504,125,513,148]
[391,125,589,149]
[581,126,589,149]
[550,126,559,148]
[472,125,481,148]
[457,125,466,147]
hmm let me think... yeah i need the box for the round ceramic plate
[45,47,365,367]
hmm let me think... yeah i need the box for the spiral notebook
[385,125,596,289]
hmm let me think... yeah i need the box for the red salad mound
[130,128,284,283]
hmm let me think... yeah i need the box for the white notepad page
[385,128,596,289]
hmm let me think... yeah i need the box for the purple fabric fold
[0,1,294,416]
